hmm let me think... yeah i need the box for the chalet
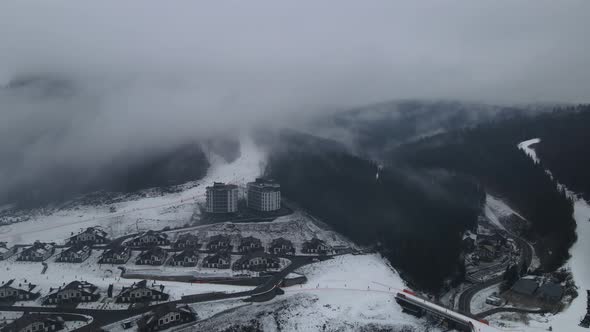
[116,280,169,303]
[168,248,198,267]
[477,244,497,262]
[43,281,100,305]
[127,231,170,248]
[232,252,280,271]
[202,253,231,269]
[537,282,564,304]
[206,234,232,251]
[237,236,263,253]
[1,313,64,332]
[270,238,294,255]
[173,233,199,250]
[67,227,109,245]
[478,232,506,247]
[99,246,131,264]
[302,238,330,255]
[18,242,55,262]
[56,245,92,263]
[0,279,40,302]
[0,242,17,260]
[136,247,168,266]
[511,278,539,296]
[136,304,196,332]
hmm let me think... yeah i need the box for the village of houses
[0,178,354,332]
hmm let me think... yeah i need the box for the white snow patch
[502,138,590,331]
[517,138,541,163]
[189,254,439,331]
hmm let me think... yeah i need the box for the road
[476,306,548,318]
[0,255,317,331]
[457,231,533,314]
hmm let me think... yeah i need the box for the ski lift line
[0,196,199,241]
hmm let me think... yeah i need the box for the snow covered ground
[0,135,266,247]
[491,139,590,331]
[188,254,440,331]
[0,136,268,307]
[470,284,502,314]
[484,194,527,230]
[517,138,541,164]
[165,210,354,255]
[0,250,255,307]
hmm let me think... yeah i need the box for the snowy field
[189,254,440,331]
[0,136,265,247]
[0,250,255,307]
[0,137,269,307]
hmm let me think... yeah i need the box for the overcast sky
[0,1,588,198]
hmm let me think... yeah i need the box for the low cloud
[0,0,588,199]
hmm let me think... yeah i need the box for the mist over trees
[264,130,484,291]
[391,110,579,272]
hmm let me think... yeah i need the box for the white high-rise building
[247,178,281,212]
[205,182,239,213]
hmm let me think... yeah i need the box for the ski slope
[501,138,590,331]
[0,135,266,246]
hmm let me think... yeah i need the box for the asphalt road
[0,255,317,331]
[476,306,548,318]
[457,231,533,314]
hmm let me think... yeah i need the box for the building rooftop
[511,278,539,296]
[248,178,281,191]
[537,282,564,301]
[207,182,239,190]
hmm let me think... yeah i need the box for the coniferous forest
[265,106,590,292]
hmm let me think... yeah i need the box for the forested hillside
[391,111,579,272]
[264,130,484,291]
[308,100,539,160]
[529,105,590,199]
[0,143,210,208]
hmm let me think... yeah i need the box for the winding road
[457,229,534,315]
[0,255,317,331]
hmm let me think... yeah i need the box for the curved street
[0,255,318,331]
[457,230,533,314]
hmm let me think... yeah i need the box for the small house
[202,253,231,269]
[136,304,196,332]
[238,236,263,253]
[232,252,280,271]
[1,313,64,332]
[270,238,294,255]
[18,241,55,262]
[43,281,100,305]
[116,280,169,303]
[99,246,131,264]
[67,227,110,245]
[127,231,170,248]
[169,248,198,267]
[56,245,92,263]
[173,233,199,250]
[0,242,17,260]
[302,238,329,255]
[477,244,497,262]
[478,232,506,247]
[0,279,40,302]
[537,282,564,304]
[206,234,232,251]
[136,247,168,266]
[511,278,539,296]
